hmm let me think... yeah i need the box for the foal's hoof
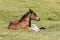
[40,27,46,30]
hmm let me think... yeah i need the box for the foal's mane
[19,9,34,22]
[19,11,30,22]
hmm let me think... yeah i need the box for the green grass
[0,0,60,40]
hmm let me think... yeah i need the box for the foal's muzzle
[37,18,40,21]
[36,17,40,21]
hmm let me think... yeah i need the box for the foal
[8,9,40,30]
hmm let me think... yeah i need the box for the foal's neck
[25,16,31,27]
[19,13,31,27]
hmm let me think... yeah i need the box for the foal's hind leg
[24,26,31,30]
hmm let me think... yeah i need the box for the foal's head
[19,9,40,22]
[29,9,40,21]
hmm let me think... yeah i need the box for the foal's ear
[29,9,33,13]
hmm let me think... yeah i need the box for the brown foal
[8,9,40,30]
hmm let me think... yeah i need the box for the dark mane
[19,11,30,22]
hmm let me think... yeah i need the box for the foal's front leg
[31,24,40,32]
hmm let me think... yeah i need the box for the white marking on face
[37,17,39,20]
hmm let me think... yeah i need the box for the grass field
[0,0,60,40]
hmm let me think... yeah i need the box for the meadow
[0,0,60,40]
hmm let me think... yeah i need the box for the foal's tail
[8,22,15,29]
[8,22,12,29]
